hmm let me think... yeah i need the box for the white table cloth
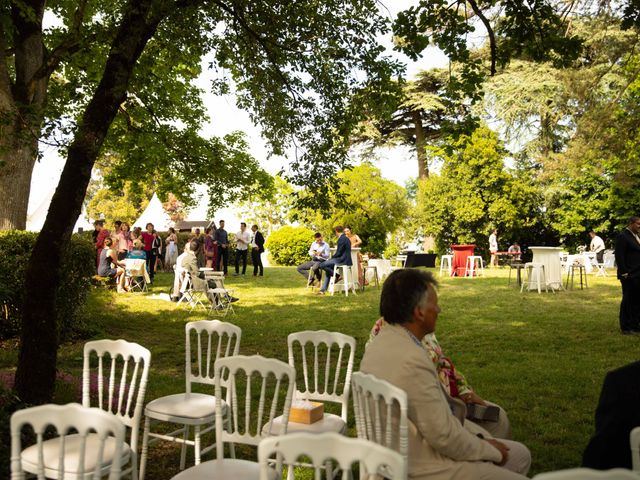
[123,258,151,283]
[366,259,392,283]
[564,254,593,274]
[529,246,563,291]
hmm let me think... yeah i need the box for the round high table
[451,245,475,276]
[528,246,563,291]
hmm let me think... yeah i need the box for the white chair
[390,255,407,271]
[464,255,484,277]
[11,403,126,480]
[83,339,151,480]
[140,320,241,479]
[631,426,640,471]
[258,432,407,480]
[328,264,358,296]
[264,331,356,438]
[124,259,148,293]
[204,271,236,316]
[533,468,640,479]
[521,262,549,294]
[439,254,453,277]
[178,272,209,311]
[351,371,408,472]
[170,355,295,480]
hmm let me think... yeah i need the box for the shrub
[265,226,314,266]
[0,231,95,341]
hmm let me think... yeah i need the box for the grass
[0,265,636,477]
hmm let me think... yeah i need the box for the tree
[8,0,400,404]
[296,164,409,255]
[414,126,544,254]
[235,175,294,236]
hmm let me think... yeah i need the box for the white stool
[329,264,357,296]
[440,255,453,276]
[521,262,548,294]
[464,256,485,277]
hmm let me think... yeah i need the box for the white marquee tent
[132,193,173,231]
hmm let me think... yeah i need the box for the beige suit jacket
[360,324,502,479]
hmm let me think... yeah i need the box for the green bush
[265,225,314,266]
[0,231,95,340]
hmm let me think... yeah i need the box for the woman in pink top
[117,222,133,260]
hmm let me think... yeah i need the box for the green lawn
[1,266,636,477]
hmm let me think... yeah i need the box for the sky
[27,1,450,229]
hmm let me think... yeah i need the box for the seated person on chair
[297,232,330,286]
[317,225,352,295]
[369,317,512,439]
[589,230,606,264]
[181,240,238,305]
[507,242,521,262]
[360,269,531,480]
[98,238,128,293]
[126,239,147,260]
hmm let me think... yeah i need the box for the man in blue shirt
[318,226,352,294]
[214,219,229,274]
[297,232,330,286]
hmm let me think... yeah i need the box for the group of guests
[296,225,363,294]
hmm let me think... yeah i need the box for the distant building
[174,220,213,232]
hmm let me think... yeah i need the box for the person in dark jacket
[318,225,352,294]
[614,216,640,334]
[251,224,265,277]
[582,361,640,469]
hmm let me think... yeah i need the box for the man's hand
[486,438,509,466]
[461,391,487,406]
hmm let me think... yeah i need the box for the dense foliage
[0,231,95,340]
[265,226,315,266]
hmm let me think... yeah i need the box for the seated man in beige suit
[360,269,531,480]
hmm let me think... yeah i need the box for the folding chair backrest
[10,403,126,480]
[288,330,356,422]
[179,271,192,295]
[258,432,406,480]
[533,468,640,479]
[351,371,408,465]
[215,355,295,457]
[82,339,151,451]
[185,320,241,392]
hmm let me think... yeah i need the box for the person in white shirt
[589,230,606,263]
[296,232,330,286]
[234,222,252,275]
[489,229,499,267]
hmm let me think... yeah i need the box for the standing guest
[116,222,132,260]
[250,224,265,277]
[164,227,178,270]
[489,229,499,267]
[361,269,531,479]
[204,226,218,268]
[153,229,164,272]
[507,242,521,262]
[234,222,251,275]
[192,228,205,267]
[141,223,157,284]
[215,219,229,274]
[297,232,330,286]
[131,226,142,245]
[98,237,127,293]
[318,226,352,295]
[344,225,365,286]
[94,220,110,270]
[614,216,640,335]
[589,230,606,264]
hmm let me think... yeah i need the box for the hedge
[265,225,314,266]
[0,231,95,341]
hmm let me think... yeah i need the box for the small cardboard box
[289,401,324,424]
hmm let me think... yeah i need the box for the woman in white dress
[165,227,178,270]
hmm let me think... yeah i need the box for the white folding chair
[178,272,209,311]
[170,355,295,480]
[631,426,640,471]
[351,371,409,472]
[204,271,236,316]
[83,339,151,480]
[11,403,126,480]
[264,331,356,437]
[390,255,407,271]
[140,320,241,479]
[124,260,148,293]
[258,432,407,480]
[533,468,640,479]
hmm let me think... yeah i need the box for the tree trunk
[413,110,429,179]
[14,0,165,404]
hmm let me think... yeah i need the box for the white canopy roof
[132,193,173,231]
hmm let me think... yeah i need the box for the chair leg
[140,416,151,480]
[180,425,189,470]
[194,425,201,465]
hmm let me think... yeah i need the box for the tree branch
[467,0,496,75]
